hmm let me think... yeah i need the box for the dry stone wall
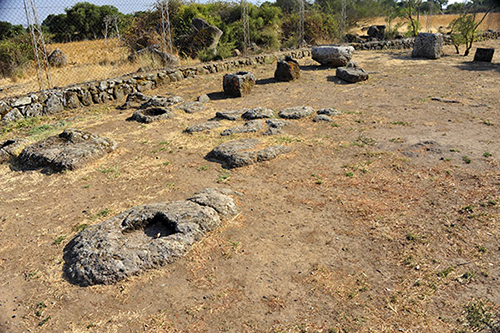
[1,30,498,124]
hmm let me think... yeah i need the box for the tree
[448,0,497,56]
[0,21,25,40]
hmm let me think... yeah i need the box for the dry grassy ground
[1,13,499,100]
[0,39,499,333]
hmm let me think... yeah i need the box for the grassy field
[0,12,498,99]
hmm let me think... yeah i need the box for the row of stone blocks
[0,49,311,124]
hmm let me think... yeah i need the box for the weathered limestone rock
[317,108,341,116]
[242,107,274,120]
[411,33,443,59]
[64,189,237,286]
[130,107,175,123]
[18,129,117,171]
[215,109,248,121]
[184,121,221,133]
[474,48,494,62]
[220,120,263,136]
[274,56,300,81]
[44,94,64,114]
[23,103,43,118]
[278,106,315,119]
[1,109,23,123]
[176,101,206,114]
[65,91,80,109]
[367,25,386,40]
[0,139,25,163]
[128,45,179,67]
[179,18,223,57]
[336,67,369,83]
[197,94,210,103]
[263,119,287,136]
[206,138,290,169]
[141,95,183,109]
[223,71,256,97]
[313,115,333,122]
[48,49,67,67]
[11,96,32,107]
[312,46,355,67]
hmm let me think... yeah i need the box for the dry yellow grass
[351,12,500,34]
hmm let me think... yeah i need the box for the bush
[0,34,33,78]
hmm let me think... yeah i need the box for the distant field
[352,12,500,34]
[0,12,498,99]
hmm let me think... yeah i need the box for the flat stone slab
[184,121,221,133]
[141,95,184,109]
[263,119,288,136]
[215,109,248,121]
[64,188,237,286]
[278,106,315,119]
[242,107,275,120]
[313,115,333,122]
[474,48,494,62]
[176,101,206,113]
[336,67,369,83]
[0,139,25,164]
[317,108,341,116]
[220,120,263,136]
[206,138,290,168]
[130,107,175,123]
[18,129,116,171]
[312,46,355,67]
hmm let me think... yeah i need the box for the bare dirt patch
[0,40,499,332]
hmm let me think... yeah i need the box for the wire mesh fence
[0,0,168,99]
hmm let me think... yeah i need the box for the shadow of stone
[207,91,234,101]
[256,78,277,85]
[454,61,500,73]
[300,65,332,71]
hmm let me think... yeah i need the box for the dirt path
[0,40,499,333]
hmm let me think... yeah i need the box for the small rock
[11,96,32,108]
[313,115,332,122]
[215,109,248,121]
[206,138,290,169]
[0,139,26,163]
[336,67,369,83]
[220,120,263,136]
[140,95,183,109]
[242,107,274,120]
[263,119,288,136]
[278,106,315,119]
[312,46,355,67]
[176,101,206,114]
[317,108,341,116]
[184,121,221,133]
[197,94,210,103]
[130,108,175,123]
[1,109,23,123]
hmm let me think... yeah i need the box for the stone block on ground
[411,33,443,59]
[184,121,221,134]
[215,109,248,121]
[312,46,355,67]
[263,119,288,136]
[206,138,290,169]
[474,48,494,62]
[141,95,184,109]
[1,109,23,123]
[241,107,274,120]
[175,101,206,113]
[317,108,341,116]
[274,56,300,81]
[18,129,117,171]
[278,106,315,119]
[64,188,237,286]
[220,120,263,136]
[130,107,175,123]
[367,25,386,40]
[313,115,333,122]
[223,72,256,97]
[336,67,369,83]
[197,94,210,103]
[48,49,67,67]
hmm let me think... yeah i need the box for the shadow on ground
[455,61,500,73]
[326,76,350,84]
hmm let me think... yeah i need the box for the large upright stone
[48,49,67,67]
[179,18,223,58]
[223,71,256,97]
[274,56,300,81]
[411,33,443,59]
[312,46,355,67]
[474,48,494,62]
[367,25,386,40]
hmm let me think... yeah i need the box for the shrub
[0,33,33,78]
